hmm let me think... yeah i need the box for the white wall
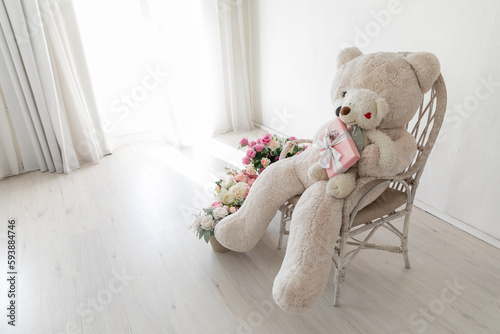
[249,0,500,242]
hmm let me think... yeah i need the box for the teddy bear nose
[340,106,351,116]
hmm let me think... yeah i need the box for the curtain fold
[0,0,110,179]
[215,0,254,133]
[0,88,19,177]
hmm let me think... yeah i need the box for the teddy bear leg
[272,180,343,314]
[215,158,306,252]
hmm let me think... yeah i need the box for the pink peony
[261,134,272,145]
[211,201,222,208]
[246,149,256,159]
[234,173,248,183]
[249,140,256,147]
[229,207,237,214]
[239,137,248,146]
[254,144,264,152]
[242,157,250,165]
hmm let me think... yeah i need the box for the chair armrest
[279,139,313,160]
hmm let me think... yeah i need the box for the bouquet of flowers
[192,133,307,243]
[239,133,306,170]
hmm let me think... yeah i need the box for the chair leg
[402,212,411,269]
[333,235,347,306]
[333,266,345,307]
[278,212,287,249]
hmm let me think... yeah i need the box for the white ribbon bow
[313,128,350,173]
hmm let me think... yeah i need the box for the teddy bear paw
[326,175,355,198]
[308,162,329,182]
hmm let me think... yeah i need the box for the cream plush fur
[309,88,397,198]
[215,48,441,314]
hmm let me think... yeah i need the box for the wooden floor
[0,132,499,334]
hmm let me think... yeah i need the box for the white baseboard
[415,200,500,249]
[254,121,290,138]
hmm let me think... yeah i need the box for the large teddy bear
[215,47,440,313]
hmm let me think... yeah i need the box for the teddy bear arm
[358,132,417,178]
[308,162,329,182]
[365,129,396,170]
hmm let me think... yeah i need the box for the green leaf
[203,231,210,243]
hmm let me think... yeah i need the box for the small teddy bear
[308,88,396,198]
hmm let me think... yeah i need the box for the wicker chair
[277,73,447,306]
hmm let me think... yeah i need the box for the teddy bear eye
[342,91,347,97]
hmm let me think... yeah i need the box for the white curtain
[0,0,110,179]
[73,0,254,148]
[215,0,254,133]
[0,87,19,177]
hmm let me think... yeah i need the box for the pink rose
[249,140,256,147]
[215,185,221,190]
[234,173,247,183]
[223,205,229,210]
[261,134,272,145]
[242,157,250,165]
[246,149,256,159]
[239,137,248,146]
[211,201,222,208]
[256,138,262,144]
[261,158,271,167]
[289,136,297,141]
[248,179,255,186]
[229,207,237,214]
[275,156,280,161]
[303,145,308,149]
[296,150,303,155]
[254,144,264,152]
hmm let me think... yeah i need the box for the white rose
[217,188,227,202]
[201,215,214,230]
[213,207,228,219]
[192,216,202,230]
[221,192,235,205]
[268,140,280,151]
[221,177,235,189]
[228,182,248,200]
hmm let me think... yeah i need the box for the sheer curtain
[73,0,254,148]
[216,0,254,133]
[0,0,110,179]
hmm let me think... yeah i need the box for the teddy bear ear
[337,47,363,70]
[376,97,389,122]
[405,52,441,93]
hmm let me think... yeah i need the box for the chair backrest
[391,72,447,198]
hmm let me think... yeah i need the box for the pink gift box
[316,118,361,178]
